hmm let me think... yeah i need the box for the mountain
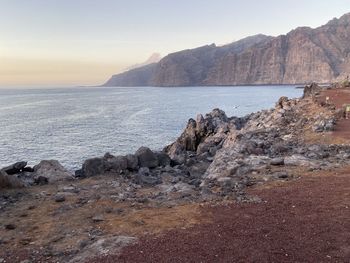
[124,53,162,71]
[103,13,350,87]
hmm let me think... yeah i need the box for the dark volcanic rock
[103,153,128,173]
[135,147,159,168]
[134,167,161,186]
[126,154,139,171]
[1,161,27,175]
[155,152,171,167]
[54,194,66,202]
[82,157,104,177]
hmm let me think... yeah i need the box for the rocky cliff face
[103,13,350,87]
[103,63,157,87]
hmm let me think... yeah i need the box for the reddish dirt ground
[92,169,350,263]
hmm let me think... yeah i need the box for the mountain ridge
[103,13,350,87]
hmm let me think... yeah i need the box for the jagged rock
[33,160,73,183]
[303,83,322,98]
[135,147,159,168]
[1,161,27,175]
[0,170,24,189]
[166,108,231,162]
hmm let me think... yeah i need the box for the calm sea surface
[0,86,302,170]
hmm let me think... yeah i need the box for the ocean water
[0,86,302,170]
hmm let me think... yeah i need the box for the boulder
[0,170,24,189]
[126,154,139,171]
[103,153,128,173]
[82,157,104,177]
[135,147,159,168]
[155,152,171,167]
[33,160,73,183]
[1,161,27,175]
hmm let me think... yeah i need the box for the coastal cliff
[103,13,350,87]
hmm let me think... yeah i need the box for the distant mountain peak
[124,53,162,71]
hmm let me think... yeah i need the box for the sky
[0,0,349,87]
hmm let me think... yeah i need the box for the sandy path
[319,88,350,140]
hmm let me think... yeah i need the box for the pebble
[92,215,104,222]
[54,194,66,202]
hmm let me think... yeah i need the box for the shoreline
[0,85,302,171]
[1,83,350,262]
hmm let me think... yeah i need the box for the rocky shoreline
[1,83,350,262]
[2,83,348,200]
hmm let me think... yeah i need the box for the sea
[0,86,302,171]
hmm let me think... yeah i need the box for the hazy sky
[0,0,349,87]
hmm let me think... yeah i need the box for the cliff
[103,13,350,86]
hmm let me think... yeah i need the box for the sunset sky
[0,0,349,87]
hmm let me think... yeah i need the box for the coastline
[0,85,302,171]
[1,83,350,262]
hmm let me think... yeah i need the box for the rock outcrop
[103,13,350,87]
